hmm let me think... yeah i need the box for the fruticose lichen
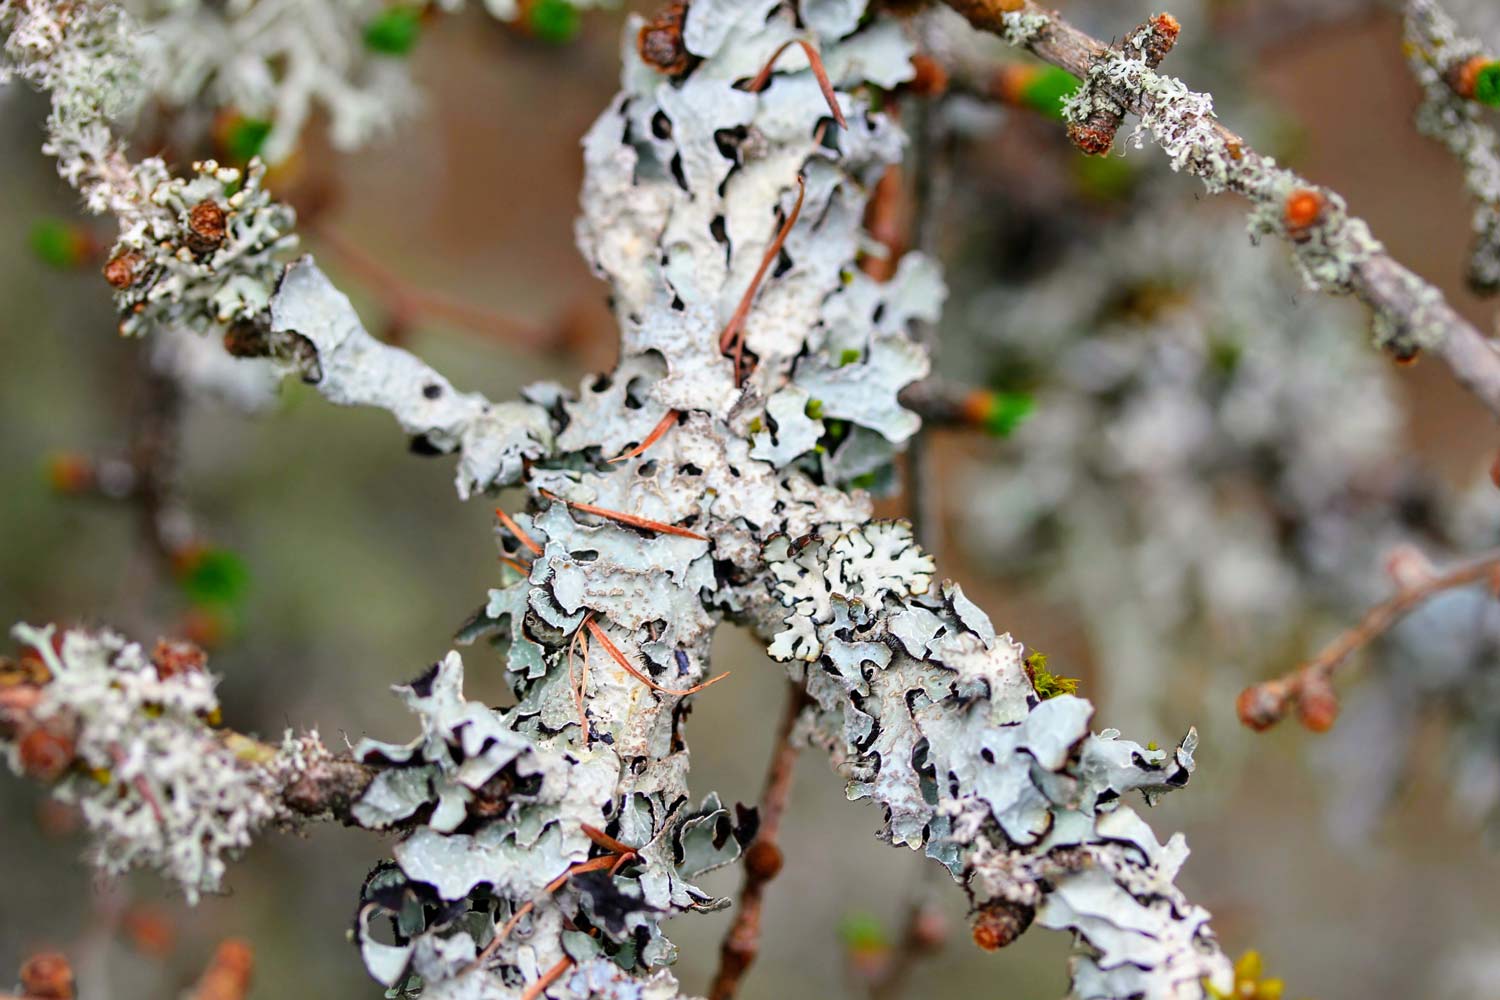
[3,624,297,902]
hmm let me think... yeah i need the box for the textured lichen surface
[1,1,1238,997]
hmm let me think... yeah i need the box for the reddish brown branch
[583,619,729,697]
[747,40,848,128]
[608,409,681,463]
[538,488,708,541]
[707,681,810,1000]
[719,175,808,382]
[1238,547,1500,733]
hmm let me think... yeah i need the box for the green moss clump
[1024,651,1079,700]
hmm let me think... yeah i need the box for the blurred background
[3,1,1500,997]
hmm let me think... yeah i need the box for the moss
[1024,651,1079,700]
[805,398,825,420]
[527,0,579,45]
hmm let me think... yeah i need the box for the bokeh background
[3,2,1500,998]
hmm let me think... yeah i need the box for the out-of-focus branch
[942,0,1500,420]
[708,681,809,1000]
[306,223,559,351]
[899,377,1032,437]
[1237,546,1500,732]
[1404,0,1500,293]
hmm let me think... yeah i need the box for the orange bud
[1284,188,1325,237]
[1296,676,1340,733]
[20,951,75,999]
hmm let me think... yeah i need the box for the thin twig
[494,508,544,556]
[747,39,848,128]
[521,956,574,1000]
[943,0,1500,420]
[584,619,729,697]
[608,408,681,463]
[538,489,708,541]
[719,175,809,380]
[569,614,592,746]
[1238,547,1500,732]
[707,681,809,1000]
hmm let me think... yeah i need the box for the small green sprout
[838,911,889,953]
[980,391,1033,438]
[29,219,90,269]
[177,548,251,609]
[1020,66,1081,118]
[805,398,825,420]
[1024,651,1079,700]
[364,5,423,55]
[222,117,272,164]
[527,0,580,44]
[838,348,862,367]
[1476,62,1500,107]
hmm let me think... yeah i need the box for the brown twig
[494,507,544,556]
[608,408,681,463]
[1237,547,1500,732]
[308,223,554,351]
[470,832,640,972]
[942,0,1500,420]
[584,619,729,697]
[521,956,574,1000]
[569,613,592,745]
[707,681,809,1000]
[746,40,848,128]
[538,489,708,541]
[719,175,808,382]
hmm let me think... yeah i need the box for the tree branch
[1237,546,1500,732]
[942,0,1500,419]
[708,681,810,1000]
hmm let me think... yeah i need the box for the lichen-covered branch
[941,0,1500,420]
[0,625,385,900]
[5,2,1238,998]
[1403,0,1500,293]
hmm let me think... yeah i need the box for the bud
[744,839,783,879]
[186,201,228,256]
[19,726,75,781]
[103,250,144,289]
[20,951,75,999]
[969,898,1034,951]
[1235,682,1288,731]
[1295,675,1340,733]
[1283,188,1325,239]
[637,1,690,77]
